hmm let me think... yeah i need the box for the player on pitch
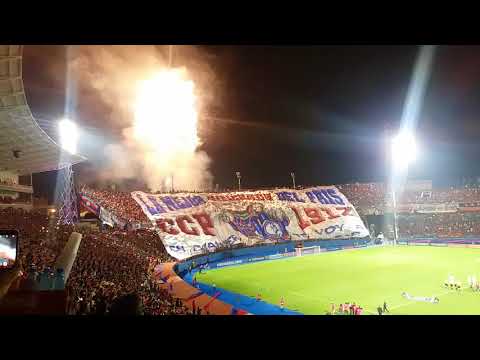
[330,303,336,315]
[455,281,462,291]
[383,301,389,313]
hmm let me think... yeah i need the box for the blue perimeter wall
[174,238,371,315]
[175,238,371,274]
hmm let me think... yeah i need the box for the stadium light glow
[133,69,199,154]
[59,119,78,155]
[389,131,417,246]
[391,132,416,172]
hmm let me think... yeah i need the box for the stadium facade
[0,45,85,217]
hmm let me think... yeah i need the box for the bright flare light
[391,132,417,171]
[59,119,78,155]
[133,69,199,154]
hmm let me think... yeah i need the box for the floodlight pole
[236,172,241,191]
[386,126,398,246]
[392,187,399,246]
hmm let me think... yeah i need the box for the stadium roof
[0,45,86,175]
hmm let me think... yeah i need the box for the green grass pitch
[196,246,480,315]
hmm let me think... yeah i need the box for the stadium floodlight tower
[388,45,435,246]
[58,118,79,225]
[390,131,417,245]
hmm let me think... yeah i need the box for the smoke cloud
[68,45,216,191]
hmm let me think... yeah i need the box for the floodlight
[58,119,78,155]
[391,132,416,171]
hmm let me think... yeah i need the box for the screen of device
[0,231,18,269]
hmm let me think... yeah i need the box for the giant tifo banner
[131,186,369,260]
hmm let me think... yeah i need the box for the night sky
[21,45,480,200]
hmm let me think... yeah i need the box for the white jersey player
[448,274,455,286]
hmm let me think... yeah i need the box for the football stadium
[2,44,480,315]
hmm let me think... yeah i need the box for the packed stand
[0,207,192,315]
[65,227,191,315]
[0,208,71,275]
[337,184,480,214]
[82,187,149,224]
[420,188,480,204]
[337,183,388,214]
[398,213,480,238]
[0,196,15,204]
[0,193,32,204]
[0,178,16,186]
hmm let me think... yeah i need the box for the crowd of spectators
[337,183,480,214]
[0,207,191,315]
[0,208,68,275]
[329,183,480,239]
[0,178,17,186]
[337,183,388,212]
[0,196,15,204]
[8,182,480,314]
[423,188,480,204]
[82,187,149,224]
[66,227,190,315]
[0,193,31,204]
[398,213,480,238]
